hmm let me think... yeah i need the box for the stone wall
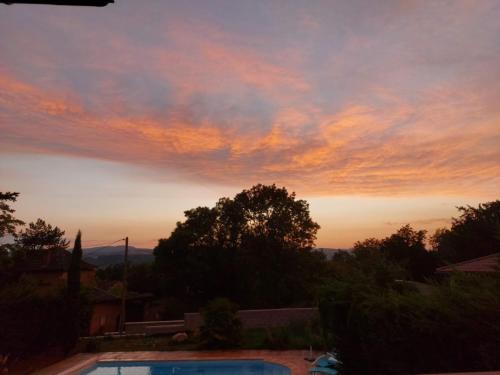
[184,307,318,331]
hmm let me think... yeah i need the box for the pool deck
[31,350,316,375]
[31,351,500,375]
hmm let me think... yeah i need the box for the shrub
[319,272,500,374]
[263,319,325,350]
[0,279,92,364]
[0,280,67,359]
[199,298,242,348]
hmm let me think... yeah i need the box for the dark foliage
[353,224,438,280]
[380,225,439,280]
[0,192,24,239]
[319,257,500,374]
[15,218,69,251]
[154,184,326,309]
[67,231,82,300]
[431,200,500,263]
[199,298,242,349]
[261,319,325,350]
[65,231,83,353]
[0,280,91,366]
[0,192,25,276]
[96,263,160,295]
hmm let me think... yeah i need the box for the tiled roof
[436,252,500,273]
[18,248,96,272]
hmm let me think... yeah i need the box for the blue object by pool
[308,353,338,375]
[79,360,291,375]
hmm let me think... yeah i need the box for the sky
[0,0,499,249]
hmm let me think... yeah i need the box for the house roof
[436,253,500,273]
[18,248,96,272]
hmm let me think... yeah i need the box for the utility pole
[119,236,128,335]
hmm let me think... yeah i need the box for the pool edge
[32,350,314,375]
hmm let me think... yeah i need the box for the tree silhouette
[380,225,438,280]
[154,184,325,308]
[15,218,69,251]
[0,192,24,239]
[65,230,82,354]
[352,225,438,280]
[67,230,82,299]
[432,201,500,262]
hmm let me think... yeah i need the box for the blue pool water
[79,360,291,375]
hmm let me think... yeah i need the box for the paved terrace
[32,351,500,375]
[32,350,315,375]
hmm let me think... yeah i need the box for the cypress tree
[65,230,82,353]
[67,230,82,299]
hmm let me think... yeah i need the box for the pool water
[79,360,291,375]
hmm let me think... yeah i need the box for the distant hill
[83,245,348,267]
[314,247,349,259]
[83,245,154,268]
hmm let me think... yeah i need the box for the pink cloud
[1,1,499,197]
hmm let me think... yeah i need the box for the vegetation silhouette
[15,218,69,251]
[153,184,326,310]
[431,201,500,262]
[0,190,499,373]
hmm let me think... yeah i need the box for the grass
[242,321,326,350]
[80,335,198,352]
[80,321,326,352]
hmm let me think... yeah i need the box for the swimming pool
[79,359,291,375]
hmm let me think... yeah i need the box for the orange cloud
[1,68,499,197]
[1,2,499,198]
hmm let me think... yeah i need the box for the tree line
[1,187,499,373]
[128,186,498,314]
[0,192,85,369]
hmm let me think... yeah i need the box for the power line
[81,238,126,248]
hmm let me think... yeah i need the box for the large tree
[0,192,24,241]
[154,184,325,308]
[226,184,320,249]
[431,201,500,263]
[380,225,438,280]
[353,225,438,281]
[15,218,69,251]
[0,192,25,272]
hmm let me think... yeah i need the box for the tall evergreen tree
[0,192,24,239]
[67,230,82,299]
[65,230,82,353]
[15,218,69,251]
[0,192,25,273]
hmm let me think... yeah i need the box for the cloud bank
[1,0,499,196]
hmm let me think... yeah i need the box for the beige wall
[185,307,319,331]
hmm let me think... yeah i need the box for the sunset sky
[1,0,499,249]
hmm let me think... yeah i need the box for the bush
[319,272,500,374]
[199,298,242,349]
[0,278,92,364]
[263,320,325,350]
[0,280,67,359]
